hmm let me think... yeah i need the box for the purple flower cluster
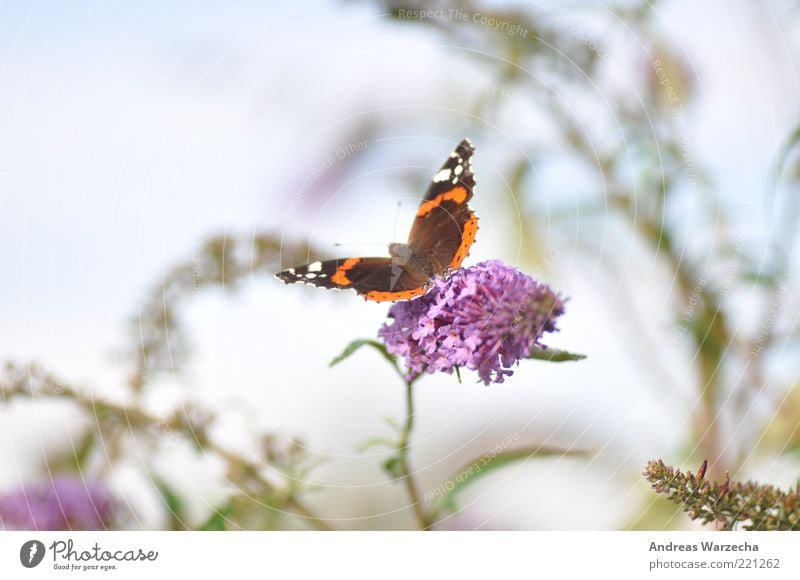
[379,260,565,384]
[0,475,118,530]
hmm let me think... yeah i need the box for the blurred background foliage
[2,0,800,530]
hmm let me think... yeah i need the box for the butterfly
[276,138,478,302]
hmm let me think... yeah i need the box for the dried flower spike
[645,459,800,530]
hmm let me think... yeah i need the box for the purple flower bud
[379,260,565,385]
[0,475,118,530]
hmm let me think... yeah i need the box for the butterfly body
[276,138,478,302]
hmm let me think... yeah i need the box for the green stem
[284,497,334,531]
[396,380,431,530]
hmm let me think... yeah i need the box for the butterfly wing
[407,138,479,272]
[276,139,479,302]
[276,257,427,302]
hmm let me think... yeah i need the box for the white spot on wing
[454,164,463,176]
[304,273,317,279]
[307,261,322,272]
[288,268,296,274]
[433,168,451,182]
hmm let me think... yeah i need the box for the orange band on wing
[365,287,427,302]
[416,186,468,218]
[449,213,479,270]
[331,257,362,286]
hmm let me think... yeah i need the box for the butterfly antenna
[333,242,387,247]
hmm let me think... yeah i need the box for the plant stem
[284,497,334,531]
[1,362,333,531]
[396,380,431,530]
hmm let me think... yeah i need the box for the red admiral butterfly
[276,138,479,302]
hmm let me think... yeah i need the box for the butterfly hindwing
[276,257,428,302]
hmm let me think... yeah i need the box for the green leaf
[740,269,777,286]
[528,346,586,362]
[432,446,589,515]
[330,339,395,367]
[48,430,96,473]
[776,123,800,181]
[356,437,397,452]
[153,478,186,530]
[198,500,235,531]
[92,402,114,420]
[72,430,96,469]
[330,339,404,380]
[383,456,404,480]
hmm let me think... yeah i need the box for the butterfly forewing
[419,138,476,203]
[408,138,478,271]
